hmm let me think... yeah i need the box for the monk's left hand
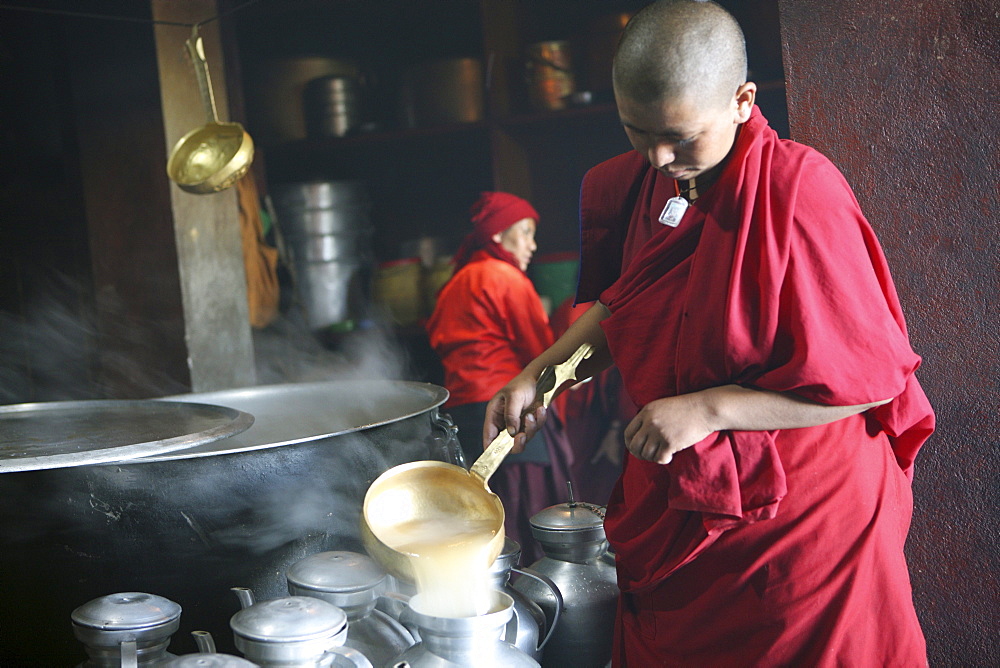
[624,394,715,465]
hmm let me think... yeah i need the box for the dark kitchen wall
[0,8,95,401]
[778,1,999,664]
[0,2,195,402]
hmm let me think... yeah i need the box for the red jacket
[426,250,553,407]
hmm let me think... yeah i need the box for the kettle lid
[529,501,607,545]
[71,592,181,631]
[230,596,347,642]
[159,654,258,667]
[529,501,605,531]
[286,550,386,594]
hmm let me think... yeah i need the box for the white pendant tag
[658,196,689,227]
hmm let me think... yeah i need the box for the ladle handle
[469,429,515,483]
[185,32,219,123]
[469,342,595,483]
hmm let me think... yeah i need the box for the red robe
[578,107,934,666]
[427,249,554,408]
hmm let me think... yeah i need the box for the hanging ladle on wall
[166,26,254,194]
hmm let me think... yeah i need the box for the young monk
[484,1,935,665]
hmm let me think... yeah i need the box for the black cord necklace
[678,178,700,203]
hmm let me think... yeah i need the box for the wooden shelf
[498,102,620,130]
[263,120,489,155]
[237,0,788,256]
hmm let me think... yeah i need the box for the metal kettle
[513,487,618,668]
[489,538,563,662]
[286,551,416,667]
[71,592,182,668]
[389,591,539,667]
[229,588,372,667]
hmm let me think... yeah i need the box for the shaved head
[613,0,747,109]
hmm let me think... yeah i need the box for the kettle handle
[512,567,564,652]
[428,409,466,468]
[119,640,137,668]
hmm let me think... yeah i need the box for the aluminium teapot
[71,592,181,668]
[286,551,415,666]
[230,588,371,667]
[513,490,618,668]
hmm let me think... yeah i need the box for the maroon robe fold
[578,107,934,666]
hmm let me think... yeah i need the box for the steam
[251,309,412,386]
[0,272,416,404]
[0,274,101,404]
[0,274,189,404]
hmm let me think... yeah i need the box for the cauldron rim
[137,379,449,463]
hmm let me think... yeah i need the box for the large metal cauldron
[0,380,457,667]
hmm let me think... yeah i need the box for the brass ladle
[361,343,595,581]
[166,27,254,194]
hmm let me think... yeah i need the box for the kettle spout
[231,587,256,609]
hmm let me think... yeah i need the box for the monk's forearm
[525,301,613,382]
[699,384,891,433]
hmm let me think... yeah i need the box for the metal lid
[530,502,605,531]
[159,654,258,667]
[286,551,385,594]
[71,592,181,631]
[529,501,607,544]
[230,596,347,643]
[0,399,253,472]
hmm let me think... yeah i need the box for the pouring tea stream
[361,344,594,616]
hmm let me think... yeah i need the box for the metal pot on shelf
[398,57,484,128]
[270,181,374,331]
[303,75,365,139]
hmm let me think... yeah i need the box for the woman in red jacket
[426,191,555,559]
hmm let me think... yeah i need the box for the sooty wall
[777,0,1000,664]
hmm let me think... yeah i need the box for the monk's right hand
[484,371,545,454]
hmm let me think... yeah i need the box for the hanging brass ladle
[362,343,595,581]
[166,27,254,194]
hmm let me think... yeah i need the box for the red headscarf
[452,192,539,272]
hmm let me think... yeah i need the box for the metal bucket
[0,380,459,667]
[271,181,373,330]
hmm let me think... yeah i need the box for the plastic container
[530,252,579,314]
[374,257,424,326]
